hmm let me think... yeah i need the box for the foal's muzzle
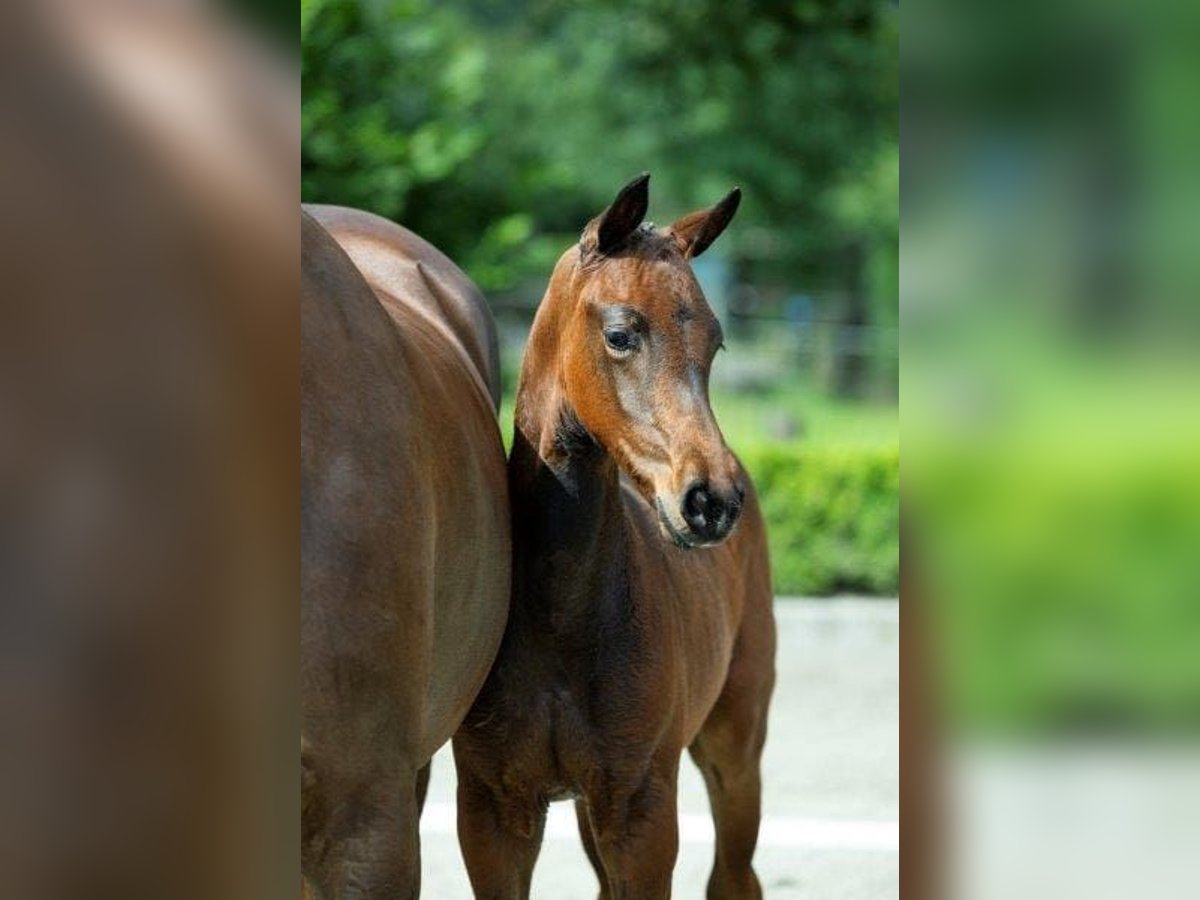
[679,479,744,545]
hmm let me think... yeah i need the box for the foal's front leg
[455,764,546,900]
[584,761,681,899]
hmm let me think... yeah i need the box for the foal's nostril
[682,481,736,541]
[723,493,743,529]
[683,483,712,531]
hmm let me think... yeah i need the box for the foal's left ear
[668,187,741,259]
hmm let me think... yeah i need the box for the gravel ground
[419,598,899,899]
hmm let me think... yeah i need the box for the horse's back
[305,203,502,408]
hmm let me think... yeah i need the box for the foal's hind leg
[689,596,776,900]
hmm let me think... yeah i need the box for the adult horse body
[301,207,509,898]
[454,176,776,899]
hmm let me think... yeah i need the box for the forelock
[628,223,682,262]
[578,222,684,276]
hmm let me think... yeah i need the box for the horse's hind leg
[339,808,420,900]
[302,746,423,900]
[689,595,776,900]
[416,760,432,814]
[324,777,422,900]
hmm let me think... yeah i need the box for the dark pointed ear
[580,173,650,257]
[668,187,741,259]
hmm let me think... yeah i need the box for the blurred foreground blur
[0,2,294,897]
[11,0,1200,895]
[906,0,1200,897]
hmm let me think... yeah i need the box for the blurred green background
[301,0,900,597]
[906,0,1200,735]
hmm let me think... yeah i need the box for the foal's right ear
[668,187,741,260]
[580,173,650,257]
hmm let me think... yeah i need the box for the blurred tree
[302,0,897,392]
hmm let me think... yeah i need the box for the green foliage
[741,444,899,596]
[914,438,1200,733]
[302,0,898,297]
[302,0,489,222]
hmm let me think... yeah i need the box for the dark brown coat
[301,208,510,898]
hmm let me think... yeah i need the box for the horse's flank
[301,208,509,897]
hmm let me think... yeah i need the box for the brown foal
[453,175,776,899]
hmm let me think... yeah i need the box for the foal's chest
[507,680,599,801]
[485,668,610,799]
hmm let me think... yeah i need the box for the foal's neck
[509,397,631,642]
[509,301,632,642]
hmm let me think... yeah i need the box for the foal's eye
[603,328,636,354]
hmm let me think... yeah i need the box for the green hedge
[912,441,1200,733]
[740,444,900,596]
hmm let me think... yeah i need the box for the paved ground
[420,598,899,898]
[948,744,1200,900]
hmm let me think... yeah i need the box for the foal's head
[535,173,746,548]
